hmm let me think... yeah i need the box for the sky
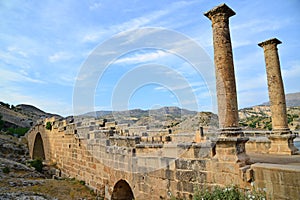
[0,0,299,116]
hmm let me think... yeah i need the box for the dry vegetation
[0,178,100,199]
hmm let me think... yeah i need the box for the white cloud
[7,46,28,58]
[82,31,106,43]
[49,52,73,62]
[154,81,206,92]
[114,50,169,64]
[81,1,196,43]
[0,68,45,84]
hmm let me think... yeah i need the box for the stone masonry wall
[27,118,253,199]
[252,163,300,200]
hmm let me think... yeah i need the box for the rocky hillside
[177,112,218,131]
[239,92,300,131]
[87,106,198,129]
[239,106,300,131]
[0,102,61,128]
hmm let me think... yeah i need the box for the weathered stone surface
[204,3,239,130]
[259,38,298,155]
[176,170,197,182]
[252,163,300,200]
[258,38,288,132]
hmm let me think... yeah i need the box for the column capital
[204,3,235,21]
[258,38,282,48]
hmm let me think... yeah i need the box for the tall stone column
[204,4,240,135]
[204,4,248,173]
[258,38,297,155]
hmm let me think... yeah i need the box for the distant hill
[177,111,219,131]
[0,102,61,128]
[262,92,300,107]
[286,92,300,107]
[83,106,196,118]
[82,106,199,129]
[239,92,300,131]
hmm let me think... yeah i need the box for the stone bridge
[27,117,221,199]
[26,115,300,199]
[27,4,300,200]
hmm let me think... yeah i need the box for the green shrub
[79,180,86,185]
[46,122,52,130]
[193,185,266,200]
[7,127,29,137]
[2,167,10,174]
[29,159,43,172]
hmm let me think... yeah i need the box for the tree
[0,102,10,109]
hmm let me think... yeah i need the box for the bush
[7,127,29,137]
[2,167,10,174]
[193,185,266,200]
[46,122,52,130]
[79,180,86,185]
[29,159,43,172]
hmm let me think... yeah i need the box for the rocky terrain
[0,133,100,200]
[0,102,98,199]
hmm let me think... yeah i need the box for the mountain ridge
[0,102,61,128]
[261,92,300,107]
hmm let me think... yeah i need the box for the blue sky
[0,0,299,116]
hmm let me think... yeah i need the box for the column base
[212,135,249,166]
[217,127,244,137]
[268,133,298,155]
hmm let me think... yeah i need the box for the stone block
[191,159,207,171]
[165,169,175,180]
[181,181,194,193]
[175,159,188,169]
[176,170,197,182]
[196,171,207,183]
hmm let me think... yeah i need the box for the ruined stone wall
[27,118,254,199]
[252,163,300,200]
[245,137,271,154]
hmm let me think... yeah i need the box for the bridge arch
[32,132,46,160]
[111,179,134,200]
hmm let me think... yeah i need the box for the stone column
[204,3,249,180]
[258,38,297,155]
[204,3,240,135]
[204,5,250,188]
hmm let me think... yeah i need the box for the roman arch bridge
[27,4,300,200]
